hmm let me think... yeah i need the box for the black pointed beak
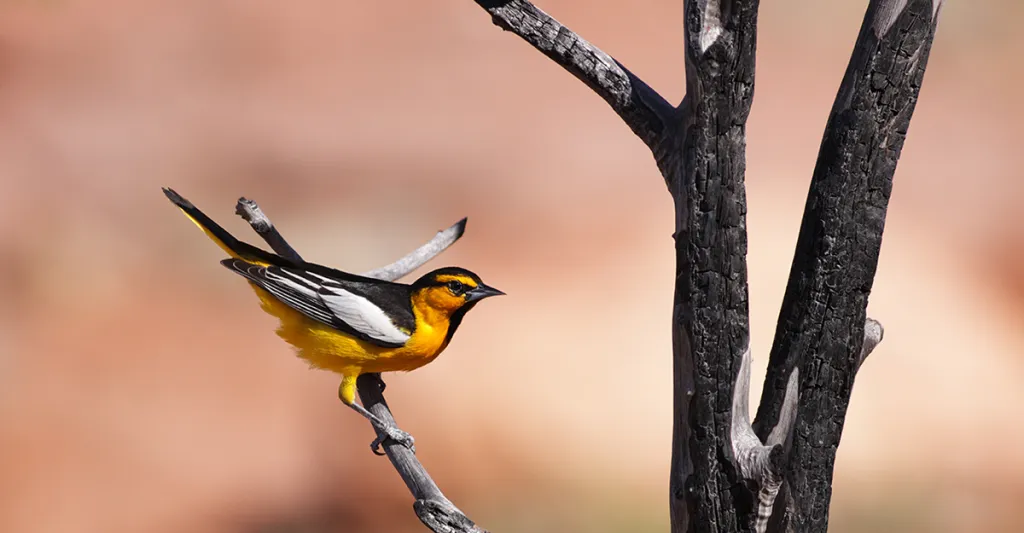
[465,284,505,303]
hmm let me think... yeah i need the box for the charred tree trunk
[468,1,943,532]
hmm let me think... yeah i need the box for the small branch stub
[235,197,302,263]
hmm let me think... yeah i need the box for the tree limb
[236,198,304,263]
[465,0,939,530]
[857,317,884,371]
[667,0,761,531]
[473,0,676,150]
[752,1,942,531]
[234,197,485,533]
[360,218,468,281]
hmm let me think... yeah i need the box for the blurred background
[1,1,1021,532]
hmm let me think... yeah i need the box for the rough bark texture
[751,2,942,531]
[476,0,675,149]
[670,0,761,531]
[468,0,940,531]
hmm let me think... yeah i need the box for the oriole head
[410,267,504,315]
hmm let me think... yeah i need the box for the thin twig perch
[234,198,486,533]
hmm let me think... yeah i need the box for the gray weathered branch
[473,0,676,149]
[753,1,942,531]
[730,345,793,533]
[361,219,468,281]
[358,374,487,533]
[235,197,485,533]
[236,198,304,263]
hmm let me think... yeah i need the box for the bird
[162,187,503,454]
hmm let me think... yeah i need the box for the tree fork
[470,0,941,532]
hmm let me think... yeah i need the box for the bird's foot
[370,423,415,456]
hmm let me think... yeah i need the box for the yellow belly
[250,285,449,376]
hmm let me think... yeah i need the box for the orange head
[410,267,504,317]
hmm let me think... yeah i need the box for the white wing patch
[262,269,334,323]
[319,286,412,345]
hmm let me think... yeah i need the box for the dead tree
[236,0,942,531]
[466,1,941,532]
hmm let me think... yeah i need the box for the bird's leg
[339,376,415,455]
[345,402,416,456]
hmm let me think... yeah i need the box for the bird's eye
[446,280,465,295]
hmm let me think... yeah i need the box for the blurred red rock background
[0,1,1021,532]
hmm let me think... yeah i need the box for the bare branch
[752,1,942,531]
[234,198,484,533]
[236,197,303,263]
[359,375,487,533]
[473,0,676,149]
[361,218,468,281]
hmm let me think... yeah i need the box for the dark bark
[669,0,761,531]
[475,0,675,149]
[469,0,940,531]
[751,1,943,531]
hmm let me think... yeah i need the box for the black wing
[222,259,416,348]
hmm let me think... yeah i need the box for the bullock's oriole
[163,188,502,453]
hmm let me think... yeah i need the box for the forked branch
[468,0,938,531]
[731,320,883,533]
[234,197,486,533]
[753,1,942,531]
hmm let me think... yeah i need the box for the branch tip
[234,197,302,262]
[359,217,469,281]
[235,197,271,232]
[474,0,673,148]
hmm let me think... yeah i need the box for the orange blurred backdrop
[1,1,1021,532]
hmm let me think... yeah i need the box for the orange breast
[249,284,452,377]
